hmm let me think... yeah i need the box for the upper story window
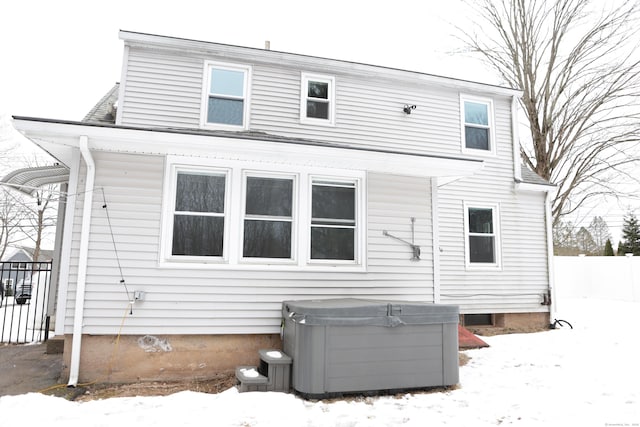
[201,62,251,129]
[301,73,335,126]
[464,203,501,269]
[461,95,494,154]
[171,170,228,259]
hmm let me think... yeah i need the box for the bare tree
[576,226,597,255]
[0,188,26,259]
[587,215,611,254]
[458,0,640,224]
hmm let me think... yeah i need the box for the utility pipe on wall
[545,190,557,323]
[68,136,95,387]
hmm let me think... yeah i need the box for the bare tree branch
[457,0,640,225]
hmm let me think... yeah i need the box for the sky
[1,296,639,425]
[0,0,491,121]
[0,0,635,243]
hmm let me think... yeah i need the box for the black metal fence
[0,261,53,344]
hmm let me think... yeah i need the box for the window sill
[465,263,502,271]
[299,117,335,127]
[158,259,366,272]
[461,146,496,157]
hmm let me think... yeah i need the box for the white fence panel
[554,256,640,302]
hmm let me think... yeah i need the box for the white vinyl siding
[438,97,550,314]
[119,47,464,157]
[108,37,549,321]
[63,151,435,336]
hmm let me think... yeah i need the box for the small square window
[202,62,250,129]
[301,73,335,125]
[461,96,494,153]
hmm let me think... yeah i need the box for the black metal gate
[0,261,53,344]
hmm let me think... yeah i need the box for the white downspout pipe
[511,95,522,182]
[545,190,557,326]
[68,136,95,387]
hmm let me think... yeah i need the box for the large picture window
[465,203,501,267]
[202,62,250,129]
[172,171,227,257]
[243,176,294,259]
[461,95,494,153]
[310,180,356,261]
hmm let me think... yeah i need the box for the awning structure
[0,164,70,195]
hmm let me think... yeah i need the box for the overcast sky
[0,0,494,121]
[0,0,633,242]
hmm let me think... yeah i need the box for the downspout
[511,95,522,182]
[545,190,557,326]
[431,178,441,303]
[68,136,95,387]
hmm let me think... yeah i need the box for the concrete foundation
[462,311,550,334]
[61,333,281,384]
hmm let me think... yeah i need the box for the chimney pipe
[265,40,270,50]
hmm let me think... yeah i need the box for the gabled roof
[83,83,119,124]
[1,246,53,262]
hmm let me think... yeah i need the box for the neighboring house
[9,31,555,385]
[1,246,53,295]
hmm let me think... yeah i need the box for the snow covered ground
[1,297,638,426]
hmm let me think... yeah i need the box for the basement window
[464,314,494,326]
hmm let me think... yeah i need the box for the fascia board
[13,119,483,178]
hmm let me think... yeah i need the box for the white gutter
[68,135,95,387]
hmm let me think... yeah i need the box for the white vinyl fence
[554,255,640,302]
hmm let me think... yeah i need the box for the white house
[9,31,554,385]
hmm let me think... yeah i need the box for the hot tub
[282,298,459,398]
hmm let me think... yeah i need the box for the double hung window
[465,204,501,267]
[301,73,335,125]
[243,176,294,259]
[461,96,494,153]
[202,62,250,129]
[171,171,227,258]
[310,180,356,261]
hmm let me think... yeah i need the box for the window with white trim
[301,73,335,125]
[310,180,356,261]
[202,62,250,129]
[465,203,501,267]
[461,96,494,153]
[162,159,364,269]
[242,174,295,260]
[171,171,228,258]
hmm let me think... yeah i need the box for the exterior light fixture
[403,104,416,114]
